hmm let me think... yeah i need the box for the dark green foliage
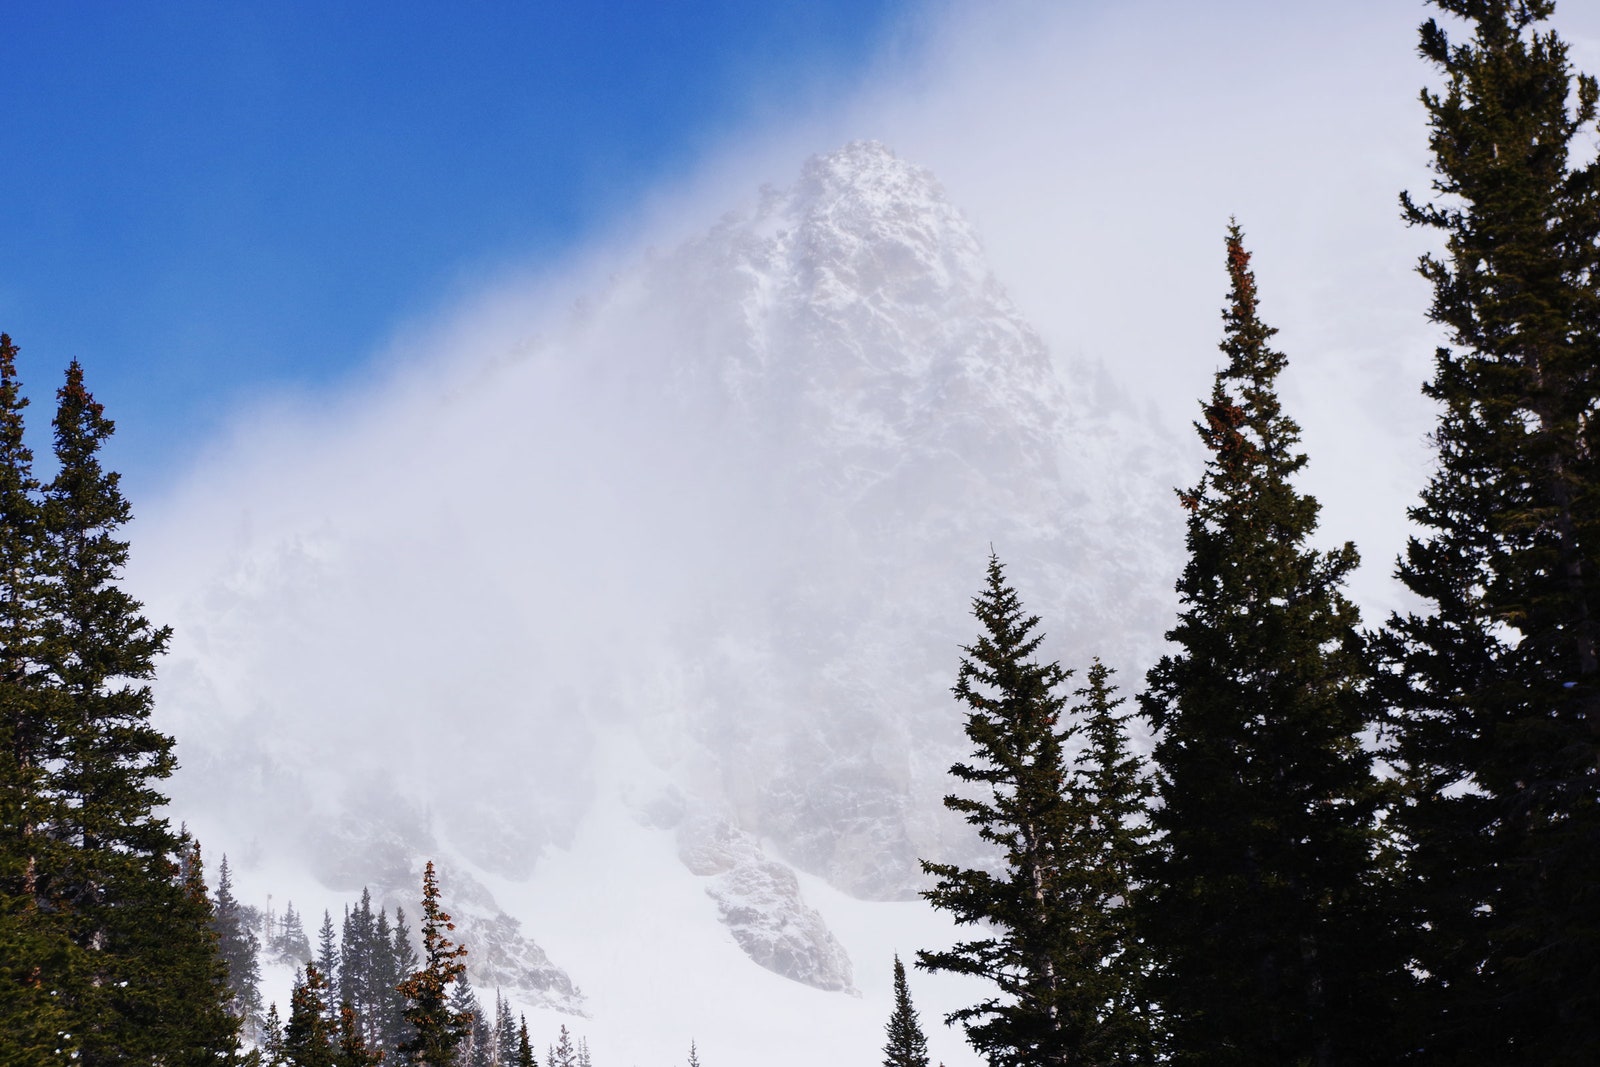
[215,854,265,1038]
[318,910,340,1011]
[335,1001,382,1067]
[286,964,337,1067]
[517,1017,537,1067]
[451,971,490,1067]
[920,555,1149,1066]
[263,1003,287,1067]
[495,992,518,1065]
[0,333,73,1067]
[1065,660,1155,1063]
[397,861,470,1066]
[1139,228,1394,1065]
[882,955,930,1067]
[21,362,240,1065]
[1380,2,1600,1062]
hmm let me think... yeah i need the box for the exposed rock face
[677,814,854,993]
[152,140,1185,1001]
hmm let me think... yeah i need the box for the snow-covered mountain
[139,141,1188,1064]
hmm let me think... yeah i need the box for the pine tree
[30,361,240,1064]
[349,891,382,1028]
[1379,2,1600,1061]
[368,906,402,1054]
[276,901,312,965]
[685,1039,700,1067]
[917,554,1099,1067]
[494,992,518,1066]
[882,955,930,1067]
[286,964,337,1067]
[450,971,489,1067]
[317,909,340,1014]
[397,861,470,1066]
[387,905,421,1052]
[516,1016,536,1067]
[214,854,265,1038]
[335,1001,382,1067]
[262,1002,287,1067]
[0,332,72,1067]
[575,1036,591,1067]
[1139,227,1395,1065]
[1064,660,1155,1063]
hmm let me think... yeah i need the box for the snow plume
[124,1,1600,1063]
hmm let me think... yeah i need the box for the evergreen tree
[450,971,489,1067]
[686,1040,700,1067]
[343,890,379,1029]
[882,955,930,1067]
[276,901,312,966]
[494,992,518,1066]
[214,854,265,1038]
[516,1017,536,1067]
[317,909,340,1014]
[1380,2,1600,1061]
[388,905,421,1053]
[262,1003,287,1067]
[0,332,72,1067]
[335,1001,382,1067]
[397,861,469,1066]
[1066,660,1156,1063]
[1139,227,1395,1065]
[368,906,403,1054]
[918,554,1105,1066]
[549,1025,576,1067]
[575,1036,591,1067]
[27,361,240,1063]
[285,964,337,1067]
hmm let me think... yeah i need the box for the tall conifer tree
[920,555,1145,1066]
[33,362,238,1064]
[1139,227,1394,1065]
[1381,2,1600,1060]
[882,954,930,1067]
[0,333,72,1066]
[214,854,265,1038]
[397,861,470,1066]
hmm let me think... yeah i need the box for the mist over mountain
[138,141,1189,1060]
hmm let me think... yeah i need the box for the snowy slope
[138,141,1189,1064]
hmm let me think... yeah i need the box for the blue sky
[0,0,908,492]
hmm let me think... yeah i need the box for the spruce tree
[517,1016,536,1067]
[918,554,1109,1067]
[214,854,265,1038]
[882,955,930,1067]
[0,332,72,1067]
[388,905,422,1052]
[317,910,340,1014]
[686,1039,700,1067]
[1379,2,1600,1060]
[276,901,312,965]
[286,964,337,1067]
[495,992,518,1065]
[335,1001,381,1067]
[397,861,470,1066]
[1139,227,1394,1065]
[32,362,239,1064]
[1065,660,1155,1064]
[262,1003,287,1067]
